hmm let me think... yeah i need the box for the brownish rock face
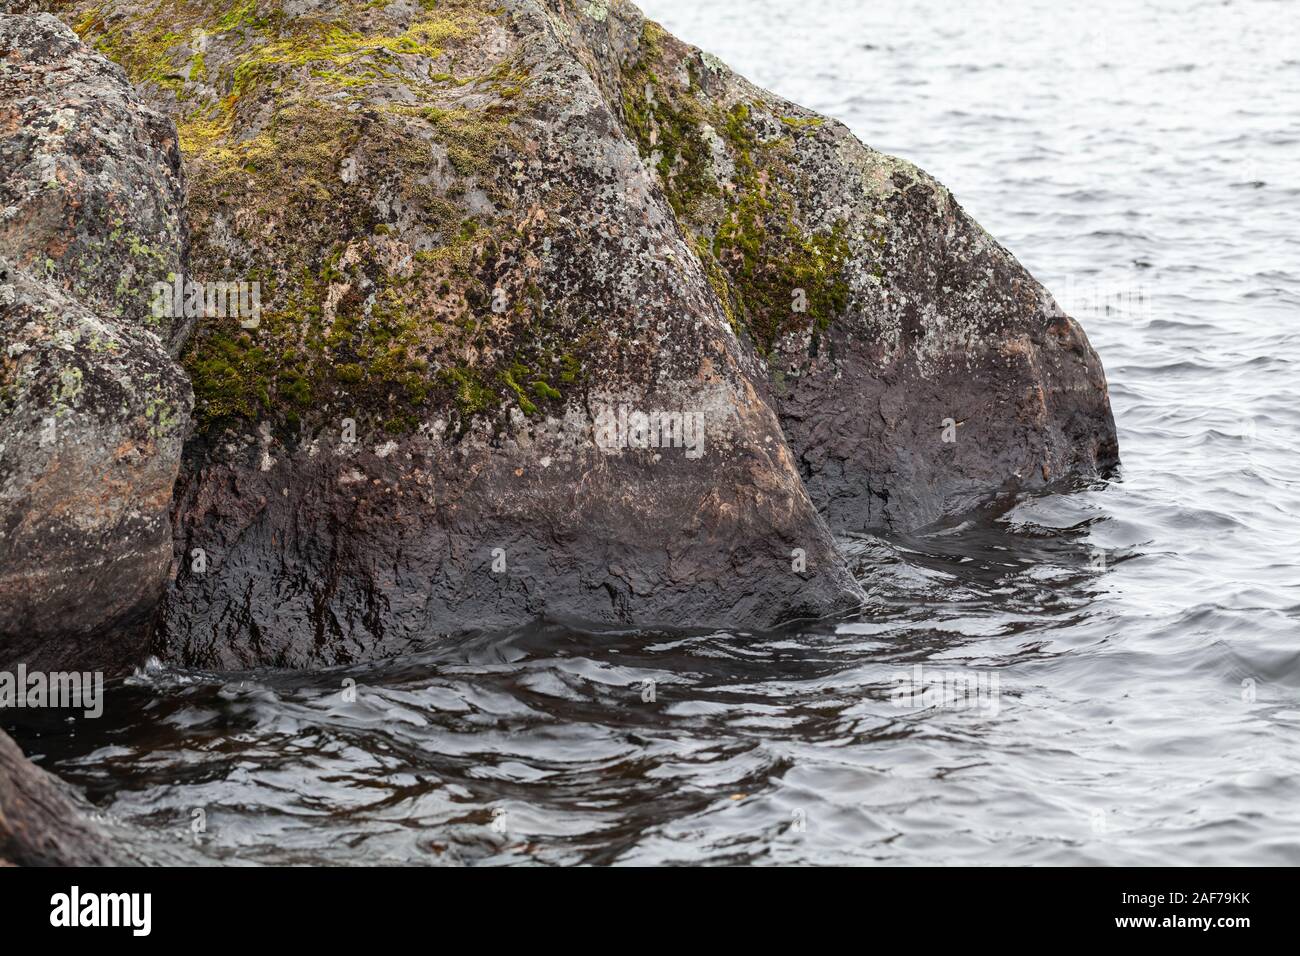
[0,13,191,674]
[0,727,123,866]
[4,1,1114,673]
[569,4,1119,531]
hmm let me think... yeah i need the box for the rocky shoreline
[0,1,1115,863]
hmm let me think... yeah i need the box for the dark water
[10,0,1300,864]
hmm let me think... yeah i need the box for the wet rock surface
[13,0,1114,670]
[0,13,191,674]
[0,727,123,865]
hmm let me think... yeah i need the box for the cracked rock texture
[9,0,1116,671]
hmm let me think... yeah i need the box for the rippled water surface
[10,0,1300,864]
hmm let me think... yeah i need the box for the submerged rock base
[3,2,1115,670]
[0,0,1117,865]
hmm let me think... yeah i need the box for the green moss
[619,29,852,353]
[619,28,852,356]
[531,378,562,401]
[215,0,269,31]
[390,104,514,175]
[84,0,578,440]
[91,26,187,91]
[502,365,538,416]
[384,414,417,433]
[710,165,851,354]
[482,58,530,101]
[691,232,738,333]
[440,366,495,417]
[780,115,824,130]
[620,23,719,220]
[186,330,271,424]
[72,0,276,90]
[230,18,468,97]
[557,353,581,385]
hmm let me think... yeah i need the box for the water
[8,0,1300,865]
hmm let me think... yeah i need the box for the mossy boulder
[585,9,1118,529]
[21,0,1116,667]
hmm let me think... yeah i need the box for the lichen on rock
[0,12,192,674]
[615,24,854,355]
[575,4,1118,529]
[17,0,862,668]
[5,0,1117,671]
